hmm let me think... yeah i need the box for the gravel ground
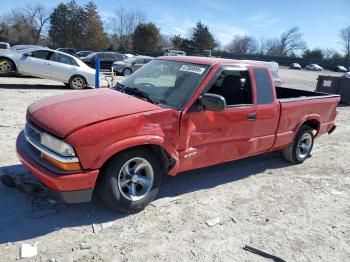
[0,68,349,262]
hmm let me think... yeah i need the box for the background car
[164,50,186,56]
[76,50,93,58]
[81,52,125,70]
[333,65,347,72]
[0,47,96,89]
[0,42,10,49]
[306,64,323,71]
[290,63,301,70]
[10,45,45,51]
[56,48,77,55]
[112,55,153,76]
[124,53,135,58]
[342,72,350,78]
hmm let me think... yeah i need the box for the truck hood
[27,89,161,138]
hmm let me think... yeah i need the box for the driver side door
[178,68,257,172]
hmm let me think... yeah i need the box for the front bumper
[16,131,99,203]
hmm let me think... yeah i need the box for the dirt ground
[0,68,349,262]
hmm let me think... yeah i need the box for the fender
[294,114,321,136]
[91,135,179,172]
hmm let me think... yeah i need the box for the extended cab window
[207,69,253,106]
[253,68,274,104]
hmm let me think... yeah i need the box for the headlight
[41,132,76,157]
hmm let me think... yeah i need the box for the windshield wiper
[124,87,159,105]
[113,83,158,105]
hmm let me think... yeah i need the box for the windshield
[118,60,210,110]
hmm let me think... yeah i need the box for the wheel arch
[295,115,321,137]
[93,136,179,176]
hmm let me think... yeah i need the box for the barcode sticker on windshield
[179,65,205,75]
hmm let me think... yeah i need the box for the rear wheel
[122,68,132,76]
[0,58,15,76]
[69,75,86,89]
[282,125,314,164]
[98,148,161,213]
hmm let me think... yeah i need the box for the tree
[0,3,49,45]
[340,25,350,60]
[226,35,258,55]
[22,4,50,44]
[278,27,306,56]
[303,48,324,59]
[108,7,146,51]
[133,23,161,53]
[191,21,216,53]
[49,1,109,49]
[160,34,172,49]
[49,1,86,48]
[171,35,183,49]
[84,1,109,49]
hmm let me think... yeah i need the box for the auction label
[179,65,205,75]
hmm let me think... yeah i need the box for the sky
[1,0,349,52]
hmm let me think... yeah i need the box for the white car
[342,72,350,78]
[164,50,186,56]
[0,47,96,89]
[0,42,10,50]
[306,64,323,71]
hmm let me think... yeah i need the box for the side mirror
[199,93,226,112]
[24,52,32,57]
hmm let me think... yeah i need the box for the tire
[282,125,314,164]
[69,75,86,89]
[98,148,161,213]
[0,58,16,76]
[122,68,132,76]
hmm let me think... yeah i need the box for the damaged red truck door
[16,56,340,213]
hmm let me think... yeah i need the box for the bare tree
[323,48,337,59]
[278,27,306,56]
[340,25,350,59]
[21,4,50,43]
[109,7,146,51]
[0,3,49,44]
[226,35,257,55]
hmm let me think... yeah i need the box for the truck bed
[276,86,339,102]
[273,86,340,150]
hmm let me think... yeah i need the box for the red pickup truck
[16,56,340,212]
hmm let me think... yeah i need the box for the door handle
[247,113,257,121]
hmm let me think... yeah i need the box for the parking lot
[0,68,349,261]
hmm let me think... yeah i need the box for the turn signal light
[42,153,82,171]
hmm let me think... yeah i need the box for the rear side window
[253,68,274,104]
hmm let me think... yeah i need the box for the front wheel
[282,125,314,164]
[98,148,161,213]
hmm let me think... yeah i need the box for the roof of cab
[158,55,268,68]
